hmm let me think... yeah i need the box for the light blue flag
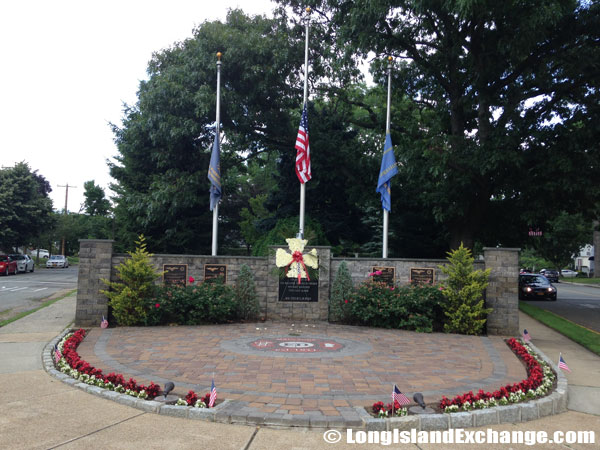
[376,133,398,211]
[207,135,221,211]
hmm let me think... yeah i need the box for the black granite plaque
[204,264,227,282]
[163,264,187,286]
[278,278,319,302]
[371,266,395,286]
[410,267,435,285]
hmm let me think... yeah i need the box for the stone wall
[75,239,519,335]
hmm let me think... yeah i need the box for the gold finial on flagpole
[217,52,222,61]
[387,56,393,62]
[306,7,311,13]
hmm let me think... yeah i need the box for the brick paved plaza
[76,322,527,424]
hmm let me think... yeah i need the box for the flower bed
[54,329,215,407]
[439,338,556,413]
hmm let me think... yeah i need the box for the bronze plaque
[371,266,395,287]
[410,267,435,285]
[163,264,188,286]
[204,264,227,282]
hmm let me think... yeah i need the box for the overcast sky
[0,0,276,212]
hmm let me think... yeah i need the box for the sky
[0,0,276,213]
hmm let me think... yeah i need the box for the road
[0,266,78,322]
[523,282,600,333]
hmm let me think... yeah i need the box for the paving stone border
[43,329,568,431]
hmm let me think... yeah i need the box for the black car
[539,269,559,283]
[519,274,557,301]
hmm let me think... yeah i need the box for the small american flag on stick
[208,378,217,407]
[522,329,531,342]
[558,354,571,372]
[392,385,410,406]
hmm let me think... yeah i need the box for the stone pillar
[483,247,520,336]
[75,239,114,327]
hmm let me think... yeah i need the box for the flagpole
[382,56,393,258]
[211,52,222,256]
[298,7,311,239]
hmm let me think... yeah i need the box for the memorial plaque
[163,264,187,286]
[278,278,319,302]
[204,264,227,282]
[371,266,395,286]
[410,267,435,285]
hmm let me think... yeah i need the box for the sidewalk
[0,292,598,449]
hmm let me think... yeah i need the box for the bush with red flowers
[439,338,556,412]
[55,329,160,400]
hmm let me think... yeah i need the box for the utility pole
[57,183,76,256]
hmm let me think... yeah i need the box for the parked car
[0,255,18,275]
[29,249,49,259]
[46,255,69,268]
[561,269,578,278]
[539,269,559,283]
[8,254,34,273]
[519,274,557,301]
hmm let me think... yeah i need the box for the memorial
[163,264,187,286]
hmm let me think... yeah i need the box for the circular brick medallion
[220,334,372,358]
[248,337,344,353]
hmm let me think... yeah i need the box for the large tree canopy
[0,162,54,251]
[278,0,600,248]
[109,2,599,256]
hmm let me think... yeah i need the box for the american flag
[523,329,531,342]
[392,385,410,406]
[208,379,217,407]
[53,344,61,363]
[558,354,571,372]
[295,104,311,184]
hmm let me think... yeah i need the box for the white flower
[194,400,207,408]
[176,398,188,406]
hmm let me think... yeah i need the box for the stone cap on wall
[78,239,115,244]
[483,247,521,252]
[113,253,267,260]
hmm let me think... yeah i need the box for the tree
[109,10,306,254]
[0,162,54,251]
[277,0,600,250]
[534,211,591,270]
[83,180,111,216]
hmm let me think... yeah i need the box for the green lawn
[561,277,600,285]
[519,301,600,356]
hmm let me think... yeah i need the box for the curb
[43,330,569,431]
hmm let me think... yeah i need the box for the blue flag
[376,133,398,211]
[207,135,221,211]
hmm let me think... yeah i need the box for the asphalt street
[523,282,600,333]
[0,265,77,322]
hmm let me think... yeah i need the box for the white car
[30,249,49,259]
[560,269,577,278]
[9,254,34,273]
[46,255,69,268]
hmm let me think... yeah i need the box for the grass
[0,289,76,328]
[561,277,600,285]
[519,301,600,356]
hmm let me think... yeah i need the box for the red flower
[155,303,160,308]
[189,276,195,284]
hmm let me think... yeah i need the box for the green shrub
[235,264,260,320]
[101,235,162,326]
[347,280,444,332]
[154,279,237,325]
[439,243,492,335]
[329,261,353,322]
